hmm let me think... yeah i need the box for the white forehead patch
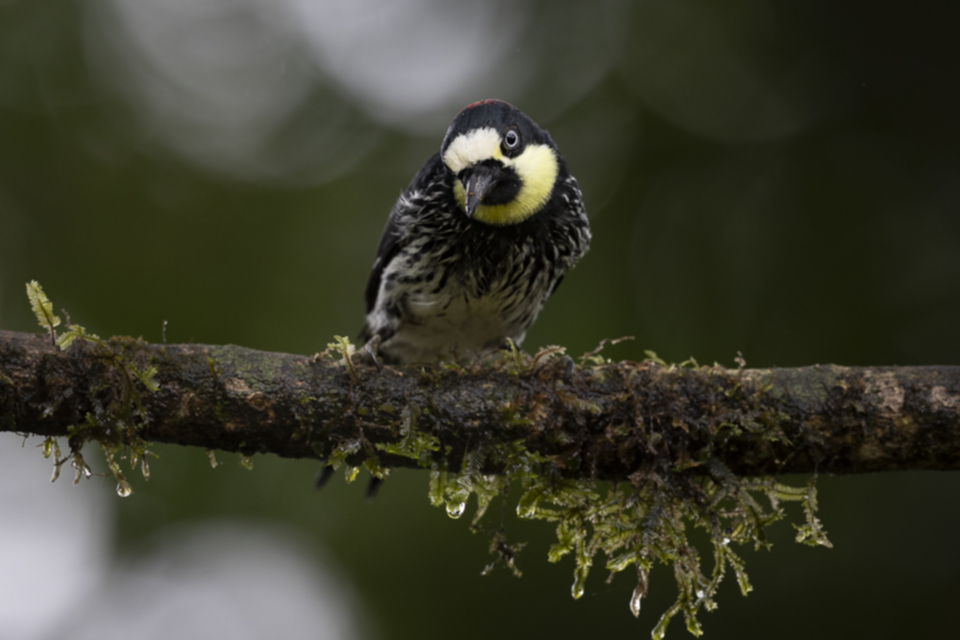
[442,127,501,174]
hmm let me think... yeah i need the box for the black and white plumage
[360,99,590,364]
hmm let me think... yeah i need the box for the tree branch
[2,329,959,477]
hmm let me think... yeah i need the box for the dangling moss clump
[27,281,158,497]
[336,341,833,639]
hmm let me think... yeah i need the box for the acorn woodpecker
[360,99,590,364]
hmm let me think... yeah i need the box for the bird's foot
[314,465,335,491]
[352,334,383,372]
[366,476,384,500]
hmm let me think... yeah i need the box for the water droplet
[116,480,132,497]
[141,458,151,480]
[446,501,466,519]
[207,450,219,468]
[696,589,705,599]
[72,462,92,485]
[516,503,535,519]
[571,571,587,600]
[630,587,643,618]
[630,568,648,618]
[239,454,254,470]
[652,613,671,640]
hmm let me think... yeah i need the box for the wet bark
[2,329,959,478]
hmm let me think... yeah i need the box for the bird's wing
[364,215,402,314]
[364,152,445,314]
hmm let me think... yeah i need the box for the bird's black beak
[461,164,500,218]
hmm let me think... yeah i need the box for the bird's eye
[503,129,520,150]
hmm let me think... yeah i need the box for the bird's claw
[352,334,383,372]
[366,476,384,500]
[314,465,335,491]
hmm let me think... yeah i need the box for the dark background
[2,1,959,638]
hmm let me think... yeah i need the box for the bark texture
[2,329,959,477]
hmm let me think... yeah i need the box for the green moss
[326,335,357,379]
[27,282,158,497]
[369,345,834,639]
[375,404,440,467]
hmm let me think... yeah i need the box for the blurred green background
[2,1,960,638]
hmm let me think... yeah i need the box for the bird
[360,99,590,365]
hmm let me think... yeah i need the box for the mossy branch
[4,324,960,638]
[3,329,960,476]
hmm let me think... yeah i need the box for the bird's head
[440,99,562,226]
